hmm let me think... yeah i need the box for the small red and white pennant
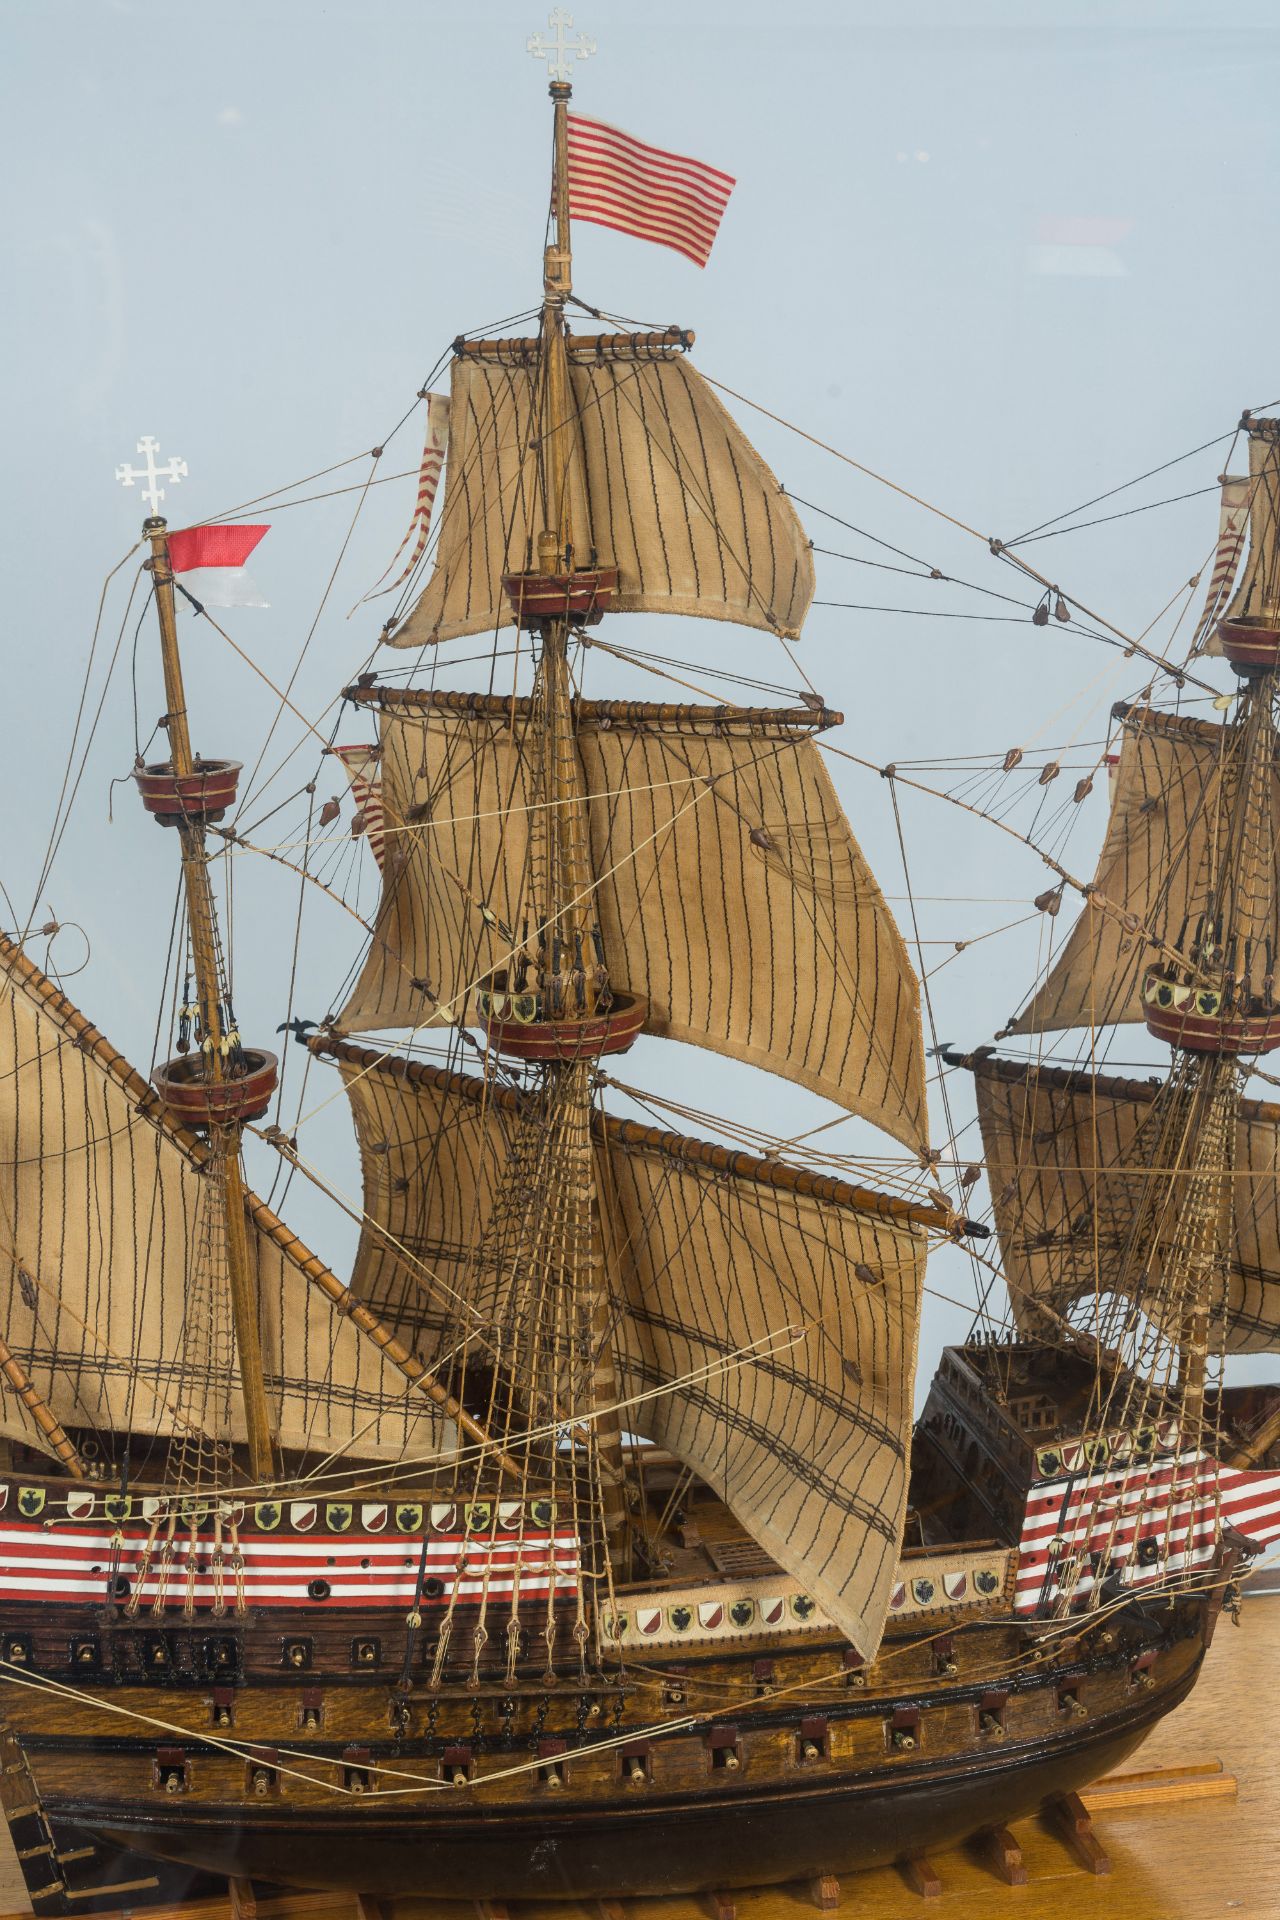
[360,394,450,604]
[1192,473,1253,651]
[333,745,386,871]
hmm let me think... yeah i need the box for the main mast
[138,518,276,1484]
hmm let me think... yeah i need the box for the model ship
[0,66,1278,1911]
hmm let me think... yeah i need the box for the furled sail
[336,693,928,1155]
[384,339,815,648]
[1202,423,1280,650]
[966,1051,1280,1354]
[1007,704,1280,1035]
[0,937,440,1460]
[318,1037,935,1658]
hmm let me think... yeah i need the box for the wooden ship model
[0,69,1278,1912]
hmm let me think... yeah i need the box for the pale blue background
[4,0,1278,1396]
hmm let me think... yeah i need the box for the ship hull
[75,1679,1185,1897]
[0,1594,1210,1905]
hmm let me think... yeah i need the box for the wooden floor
[0,1595,1275,1919]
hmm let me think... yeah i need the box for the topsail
[385,340,815,648]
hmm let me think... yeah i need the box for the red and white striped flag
[360,394,450,604]
[565,113,735,268]
[333,745,386,871]
[1192,472,1253,651]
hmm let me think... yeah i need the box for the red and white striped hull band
[1015,1451,1280,1614]
[0,1522,580,1611]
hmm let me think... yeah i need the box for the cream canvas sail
[320,1039,931,1659]
[1008,705,1280,1036]
[0,938,440,1461]
[337,697,928,1156]
[385,344,815,648]
[970,1052,1280,1354]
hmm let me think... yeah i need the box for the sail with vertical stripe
[0,936,439,1460]
[336,691,928,1156]
[318,1037,935,1659]
[384,342,814,649]
[966,1051,1280,1354]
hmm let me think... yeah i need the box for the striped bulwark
[0,1519,580,1610]
[333,745,386,871]
[1015,1450,1280,1614]
[566,113,735,267]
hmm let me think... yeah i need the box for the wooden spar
[342,685,844,732]
[0,1333,85,1476]
[942,1045,1280,1129]
[453,327,694,361]
[1227,1394,1280,1467]
[144,516,275,1485]
[311,1036,971,1236]
[239,1187,522,1480]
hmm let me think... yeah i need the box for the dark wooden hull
[0,1594,1210,1905]
[76,1674,1187,1898]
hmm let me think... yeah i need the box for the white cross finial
[527,7,596,83]
[115,436,188,514]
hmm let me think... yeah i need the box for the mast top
[527,7,596,87]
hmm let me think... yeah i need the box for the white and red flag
[565,113,735,268]
[168,522,271,609]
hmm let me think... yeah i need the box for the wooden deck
[0,1594,1274,1920]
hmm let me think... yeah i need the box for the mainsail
[384,339,815,648]
[0,937,440,1461]
[967,1051,1280,1354]
[336,693,928,1155]
[1008,703,1280,1035]
[317,1036,936,1658]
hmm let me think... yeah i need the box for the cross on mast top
[115,435,187,513]
[527,7,596,84]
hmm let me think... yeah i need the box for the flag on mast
[565,114,735,267]
[168,523,271,609]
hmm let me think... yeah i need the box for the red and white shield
[761,1596,786,1627]
[0,1486,9,1515]
[942,1571,968,1601]
[289,1501,318,1532]
[698,1602,724,1630]
[498,1501,523,1530]
[636,1607,663,1636]
[140,1497,164,1521]
[361,1504,389,1534]
[889,1583,907,1610]
[66,1491,95,1521]
[430,1504,459,1533]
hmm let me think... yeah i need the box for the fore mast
[134,517,279,1486]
